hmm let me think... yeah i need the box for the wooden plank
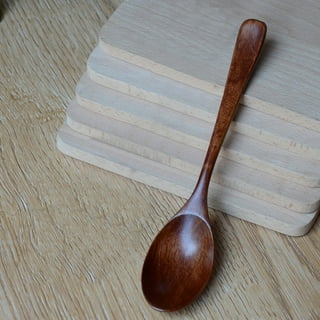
[76,73,320,187]
[66,101,320,213]
[57,124,319,236]
[100,0,320,131]
[87,45,320,159]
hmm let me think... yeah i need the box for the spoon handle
[191,19,267,207]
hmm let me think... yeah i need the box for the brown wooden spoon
[141,19,267,312]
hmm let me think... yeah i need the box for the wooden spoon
[141,19,267,312]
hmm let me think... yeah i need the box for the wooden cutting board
[66,101,320,213]
[100,0,320,131]
[57,0,320,235]
[76,73,320,188]
[87,45,320,160]
[57,124,319,236]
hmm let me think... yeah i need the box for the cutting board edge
[75,74,320,187]
[66,101,320,214]
[56,124,319,237]
[100,41,320,133]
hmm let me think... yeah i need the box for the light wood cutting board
[57,124,319,236]
[76,73,320,187]
[100,0,320,131]
[66,101,320,213]
[87,45,320,160]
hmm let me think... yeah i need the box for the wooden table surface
[0,1,319,319]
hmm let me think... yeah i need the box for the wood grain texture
[76,74,320,187]
[100,0,320,131]
[66,102,320,213]
[1,1,320,319]
[87,45,320,160]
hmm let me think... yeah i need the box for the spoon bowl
[142,214,214,311]
[141,19,267,311]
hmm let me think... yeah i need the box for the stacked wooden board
[57,0,320,236]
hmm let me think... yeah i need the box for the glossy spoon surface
[141,19,267,312]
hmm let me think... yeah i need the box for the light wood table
[0,1,319,319]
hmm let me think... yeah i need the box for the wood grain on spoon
[141,19,267,311]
